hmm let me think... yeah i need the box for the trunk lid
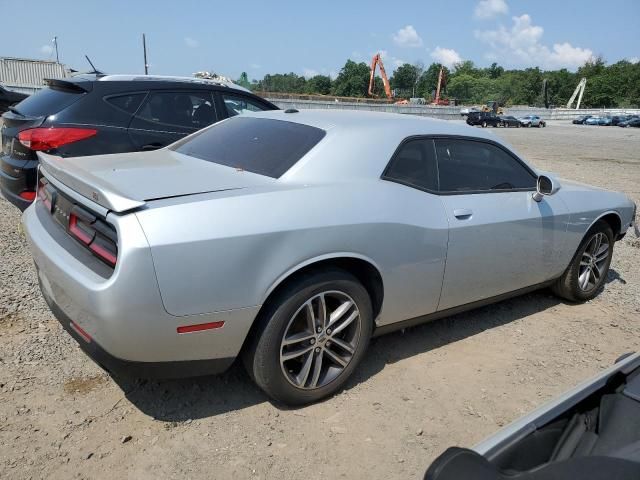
[1,111,46,169]
[37,149,275,213]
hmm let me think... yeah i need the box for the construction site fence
[267,98,640,121]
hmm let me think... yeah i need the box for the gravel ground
[1,122,639,479]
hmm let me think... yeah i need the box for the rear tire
[243,269,373,405]
[482,121,487,128]
[551,220,614,302]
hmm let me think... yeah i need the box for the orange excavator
[368,53,393,100]
[432,65,450,106]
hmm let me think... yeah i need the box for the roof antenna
[84,55,104,76]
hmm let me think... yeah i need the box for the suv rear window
[10,86,84,117]
[172,117,325,178]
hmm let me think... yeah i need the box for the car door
[128,90,219,151]
[434,137,569,311]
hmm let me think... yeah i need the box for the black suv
[0,75,278,210]
[465,111,501,127]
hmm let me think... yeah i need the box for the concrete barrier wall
[268,98,640,121]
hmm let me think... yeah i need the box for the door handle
[141,143,163,151]
[453,208,473,220]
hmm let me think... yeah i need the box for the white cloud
[40,44,54,55]
[392,25,423,48]
[376,50,406,70]
[629,57,639,64]
[302,68,319,78]
[475,14,593,69]
[184,37,199,48]
[250,63,261,69]
[430,47,463,68]
[475,0,508,19]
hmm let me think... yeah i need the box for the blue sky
[2,0,638,79]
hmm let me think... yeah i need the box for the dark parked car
[572,115,592,124]
[618,116,640,128]
[425,353,640,480]
[498,115,520,127]
[0,84,28,114]
[0,75,278,210]
[466,111,501,127]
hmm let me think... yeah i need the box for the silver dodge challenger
[23,110,637,405]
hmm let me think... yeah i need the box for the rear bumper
[22,200,259,377]
[0,156,37,211]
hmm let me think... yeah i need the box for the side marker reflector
[177,321,225,334]
[70,321,92,343]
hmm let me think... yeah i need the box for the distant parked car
[619,117,640,128]
[498,115,520,128]
[0,84,28,114]
[519,115,546,128]
[425,353,640,480]
[0,74,278,210]
[611,115,632,126]
[459,106,480,116]
[572,115,592,124]
[466,111,501,127]
[586,116,612,126]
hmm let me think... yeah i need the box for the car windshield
[172,116,326,178]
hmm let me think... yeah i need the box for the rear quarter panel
[135,180,449,325]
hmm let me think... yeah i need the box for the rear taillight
[19,190,36,201]
[18,127,97,151]
[68,207,118,267]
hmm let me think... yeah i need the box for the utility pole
[142,33,149,75]
[53,36,59,63]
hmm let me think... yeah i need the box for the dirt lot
[1,123,639,479]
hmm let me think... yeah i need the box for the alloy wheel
[578,232,610,292]
[280,291,361,390]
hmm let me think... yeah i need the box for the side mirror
[533,174,560,202]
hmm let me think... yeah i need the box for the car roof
[239,109,531,182]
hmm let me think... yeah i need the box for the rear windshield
[11,86,84,117]
[172,116,326,178]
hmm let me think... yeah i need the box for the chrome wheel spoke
[329,336,355,355]
[579,268,591,290]
[295,351,314,386]
[327,300,353,329]
[305,301,316,332]
[318,294,328,329]
[324,346,349,368]
[331,310,358,336]
[282,344,314,362]
[282,331,316,346]
[309,351,324,388]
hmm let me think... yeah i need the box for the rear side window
[222,93,269,117]
[105,93,146,114]
[435,139,536,192]
[135,91,218,130]
[383,139,438,191]
[172,117,325,178]
[10,87,83,117]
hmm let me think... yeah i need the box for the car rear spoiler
[43,78,93,93]
[37,152,145,213]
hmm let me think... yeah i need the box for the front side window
[222,93,268,117]
[435,139,536,192]
[172,117,325,178]
[383,139,438,191]
[135,91,217,130]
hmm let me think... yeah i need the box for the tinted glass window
[435,139,535,192]
[135,91,217,129]
[384,139,438,191]
[222,93,268,117]
[105,93,146,114]
[172,117,325,178]
[11,86,83,117]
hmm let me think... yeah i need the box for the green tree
[331,60,371,97]
[391,63,421,96]
[305,75,332,95]
[236,72,251,90]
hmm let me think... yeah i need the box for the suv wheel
[482,121,487,128]
[243,269,373,405]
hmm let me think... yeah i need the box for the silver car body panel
[24,110,636,365]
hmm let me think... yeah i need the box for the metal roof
[0,57,68,93]
[97,74,250,93]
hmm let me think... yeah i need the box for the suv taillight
[18,127,97,151]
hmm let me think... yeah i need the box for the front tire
[551,220,614,302]
[243,269,373,405]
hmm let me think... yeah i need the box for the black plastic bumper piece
[45,293,235,379]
